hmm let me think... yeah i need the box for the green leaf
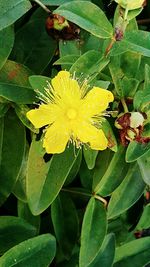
[107,163,145,219]
[0,110,26,205]
[134,64,150,110]
[0,216,37,254]
[126,141,150,162]
[13,145,28,202]
[111,30,150,57]
[114,237,150,267]
[0,27,14,70]
[51,192,79,259]
[94,146,129,197]
[27,138,81,215]
[0,83,37,104]
[92,149,114,190]
[136,204,150,230]
[29,75,51,95]
[102,120,118,152]
[70,50,109,82]
[41,0,90,5]
[79,198,107,267]
[0,60,33,86]
[55,2,113,38]
[88,234,115,267]
[83,147,98,170]
[0,0,32,31]
[15,104,39,133]
[12,19,57,74]
[109,52,141,97]
[18,201,40,232]
[0,60,36,104]
[0,234,56,267]
[138,152,150,185]
[54,55,79,67]
[0,103,9,118]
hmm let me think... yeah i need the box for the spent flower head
[27,71,114,154]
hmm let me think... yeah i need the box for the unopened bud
[114,0,145,10]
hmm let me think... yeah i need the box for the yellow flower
[27,71,114,154]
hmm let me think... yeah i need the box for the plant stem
[61,188,107,206]
[93,194,107,207]
[32,0,51,14]
[61,188,92,198]
[105,36,116,56]
[121,98,128,113]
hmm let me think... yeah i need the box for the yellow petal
[51,70,81,103]
[74,122,108,150]
[26,104,59,128]
[80,87,114,119]
[43,121,70,154]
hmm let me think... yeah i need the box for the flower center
[67,108,77,119]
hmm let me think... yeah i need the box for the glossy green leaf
[79,159,93,190]
[0,234,56,267]
[83,147,98,170]
[92,149,114,190]
[0,0,32,31]
[54,55,79,67]
[102,119,118,152]
[70,50,109,82]
[0,60,33,86]
[51,192,79,259]
[12,19,57,74]
[88,234,115,267]
[79,197,107,267]
[0,103,9,118]
[13,145,28,202]
[109,51,141,97]
[29,75,51,95]
[0,27,14,70]
[136,204,150,230]
[18,201,40,232]
[111,30,150,57]
[134,64,150,110]
[114,237,150,267]
[0,110,26,205]
[0,60,36,103]
[0,216,36,254]
[41,0,90,5]
[27,138,81,215]
[126,141,150,162]
[55,2,113,38]
[138,151,150,185]
[15,104,39,133]
[0,83,36,104]
[108,163,145,219]
[94,146,129,196]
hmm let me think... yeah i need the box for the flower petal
[43,121,70,154]
[51,70,81,103]
[26,104,59,128]
[74,122,108,150]
[80,87,114,119]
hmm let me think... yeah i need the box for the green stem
[124,7,129,21]
[61,188,92,198]
[61,188,107,206]
[121,98,128,113]
[32,0,51,14]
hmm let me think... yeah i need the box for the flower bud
[114,0,145,10]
